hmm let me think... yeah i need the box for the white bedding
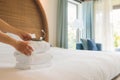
[0,47,120,80]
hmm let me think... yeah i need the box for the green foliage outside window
[114,33,120,47]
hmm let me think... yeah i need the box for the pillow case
[87,39,98,51]
[80,39,88,50]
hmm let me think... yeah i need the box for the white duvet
[0,47,120,80]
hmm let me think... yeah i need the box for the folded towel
[15,61,52,70]
[14,51,52,64]
[14,41,52,70]
[29,41,51,53]
[14,52,52,70]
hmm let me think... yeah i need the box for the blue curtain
[56,0,68,48]
[82,1,94,39]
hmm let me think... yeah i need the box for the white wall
[40,0,58,46]
[112,0,120,5]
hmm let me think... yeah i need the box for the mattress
[0,47,120,80]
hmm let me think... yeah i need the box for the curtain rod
[74,0,97,3]
[74,0,84,3]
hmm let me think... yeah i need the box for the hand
[16,30,32,41]
[14,41,33,56]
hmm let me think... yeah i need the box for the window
[67,0,82,49]
[111,8,120,48]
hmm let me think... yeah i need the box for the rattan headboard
[0,0,49,41]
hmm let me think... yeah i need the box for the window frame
[68,0,79,19]
[67,0,82,49]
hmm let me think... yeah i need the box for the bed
[0,0,120,80]
[0,45,120,80]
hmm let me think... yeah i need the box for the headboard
[0,0,49,41]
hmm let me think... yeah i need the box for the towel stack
[14,41,52,70]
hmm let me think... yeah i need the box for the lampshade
[72,19,83,30]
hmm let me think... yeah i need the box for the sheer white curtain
[94,0,114,51]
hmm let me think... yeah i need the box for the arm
[0,31,17,47]
[0,31,33,55]
[0,19,17,33]
[0,19,32,40]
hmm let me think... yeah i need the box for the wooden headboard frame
[0,0,49,41]
[35,0,49,41]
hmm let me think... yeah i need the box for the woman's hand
[13,41,33,56]
[16,30,32,41]
[0,19,32,41]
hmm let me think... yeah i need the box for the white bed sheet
[0,47,120,80]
